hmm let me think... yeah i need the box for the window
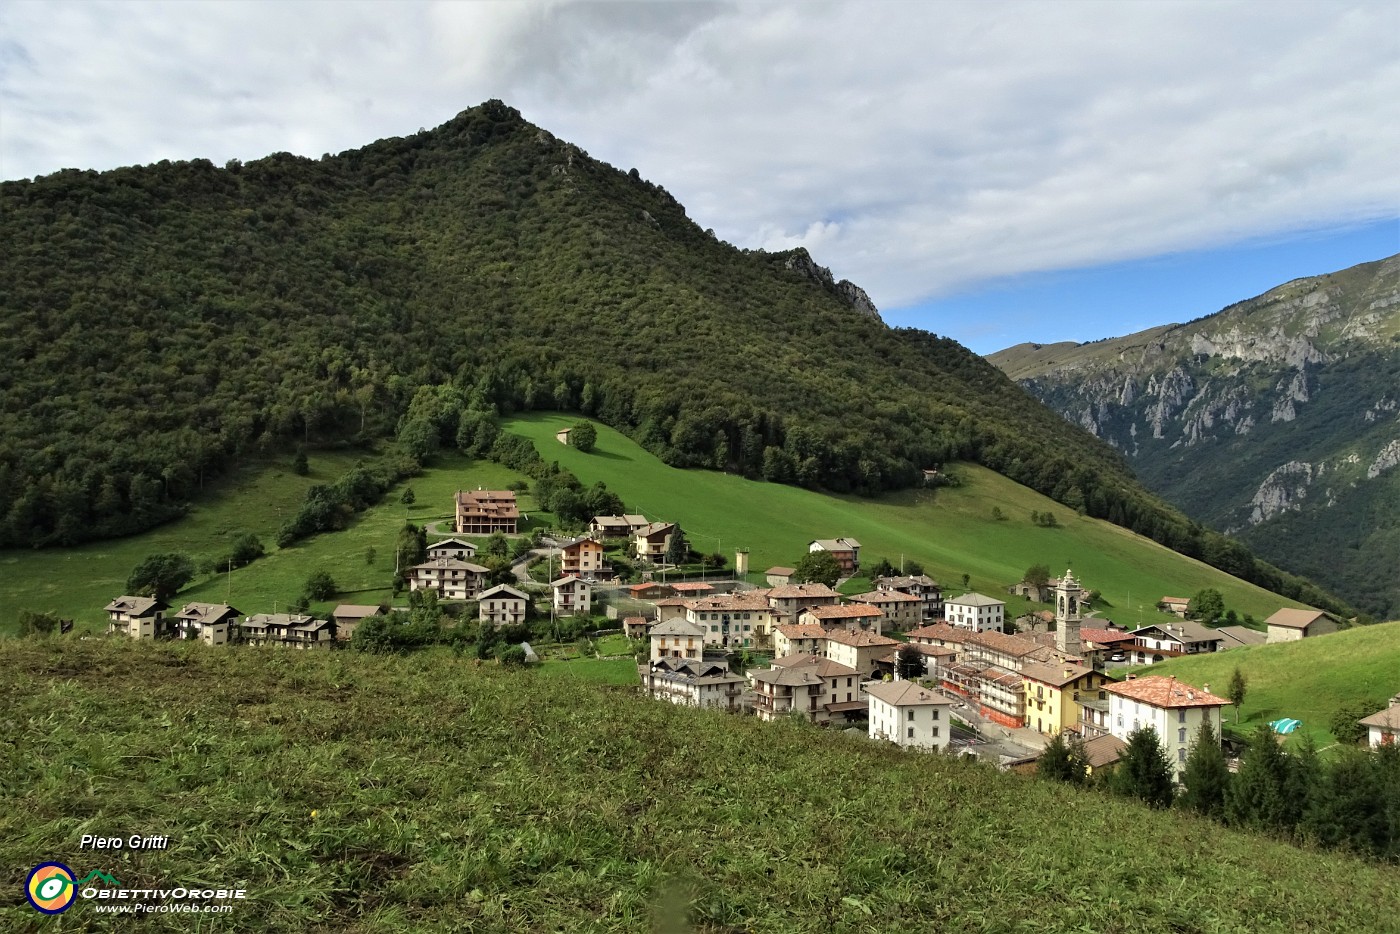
[908,710,915,721]
[932,727,939,737]
[1178,709,1187,724]
[932,710,939,720]
[1178,748,1187,764]
[1179,728,1187,743]
[907,727,915,739]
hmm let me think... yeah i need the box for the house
[1265,608,1342,643]
[628,582,674,600]
[875,574,943,620]
[634,522,676,562]
[822,629,900,679]
[408,557,488,600]
[808,538,861,573]
[555,427,571,444]
[772,654,868,724]
[1008,578,1056,602]
[454,489,519,535]
[104,596,170,640]
[622,616,650,638]
[767,582,841,623]
[172,603,240,646]
[773,623,829,657]
[1017,610,1057,633]
[649,618,705,661]
[552,575,592,615]
[765,566,797,586]
[749,666,827,722]
[944,592,1006,633]
[867,681,954,751]
[1020,662,1113,736]
[1216,625,1268,650]
[940,661,1026,728]
[1359,695,1400,747]
[874,642,958,679]
[427,537,479,562]
[1126,622,1225,663]
[1081,733,1128,775]
[559,536,606,578]
[684,592,776,649]
[641,657,748,710]
[332,604,384,642]
[1080,626,1137,658]
[479,584,530,626]
[671,582,714,597]
[651,596,692,623]
[798,603,885,634]
[1103,675,1228,780]
[846,590,921,630]
[240,613,334,649]
[1158,596,1190,618]
[589,515,635,538]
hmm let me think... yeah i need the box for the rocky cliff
[990,254,1400,618]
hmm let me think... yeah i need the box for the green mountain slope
[0,100,1341,612]
[3,638,1396,932]
[989,255,1400,616]
[3,417,1308,634]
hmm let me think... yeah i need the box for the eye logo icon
[26,862,77,914]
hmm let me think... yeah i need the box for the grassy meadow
[3,412,1313,636]
[3,638,1397,933]
[507,412,1306,623]
[1138,620,1400,747]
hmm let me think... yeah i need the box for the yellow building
[1020,662,1113,736]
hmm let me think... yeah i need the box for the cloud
[2,0,1397,311]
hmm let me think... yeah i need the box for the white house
[172,602,240,646]
[408,557,488,601]
[427,537,479,562]
[1359,695,1400,748]
[478,584,529,627]
[104,596,170,639]
[649,618,705,662]
[1103,675,1229,780]
[944,592,1006,633]
[552,575,592,615]
[641,657,747,710]
[866,680,954,751]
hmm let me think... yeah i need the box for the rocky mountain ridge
[990,253,1400,617]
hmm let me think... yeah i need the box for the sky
[2,0,1397,354]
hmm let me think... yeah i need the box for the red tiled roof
[768,583,840,599]
[846,590,921,603]
[824,629,899,648]
[804,603,883,620]
[776,623,829,640]
[907,623,970,642]
[1081,628,1138,645]
[1103,675,1229,708]
[671,582,714,593]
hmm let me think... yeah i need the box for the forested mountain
[990,255,1400,617]
[0,100,1343,612]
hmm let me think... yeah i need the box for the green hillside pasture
[507,413,1307,623]
[2,639,1396,933]
[0,453,536,635]
[1139,620,1400,747]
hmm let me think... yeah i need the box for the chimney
[1203,683,1210,694]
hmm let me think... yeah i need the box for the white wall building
[944,592,1006,633]
[866,681,954,751]
[478,584,529,627]
[649,618,706,662]
[1103,675,1228,780]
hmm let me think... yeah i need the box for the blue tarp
[1269,718,1302,734]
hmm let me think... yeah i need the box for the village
[100,485,1400,773]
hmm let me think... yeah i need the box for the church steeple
[1055,569,1082,656]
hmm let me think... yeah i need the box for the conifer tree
[1038,733,1087,785]
[1178,719,1230,820]
[1225,726,1294,833]
[1110,726,1175,809]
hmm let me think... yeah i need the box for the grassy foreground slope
[508,413,1306,622]
[1140,620,1400,747]
[2,639,1397,933]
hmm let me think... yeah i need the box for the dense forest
[0,100,1347,614]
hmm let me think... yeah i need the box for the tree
[365,545,376,566]
[1227,666,1248,722]
[904,560,924,576]
[485,531,510,558]
[1178,719,1230,820]
[568,421,597,453]
[1110,726,1175,809]
[1038,733,1087,785]
[496,643,529,668]
[228,532,265,568]
[791,551,842,587]
[665,524,690,566]
[895,645,924,680]
[1329,701,1376,745]
[18,609,60,638]
[303,569,338,602]
[1023,564,1051,588]
[961,573,970,590]
[868,557,896,580]
[400,486,416,505]
[1187,588,1225,623]
[990,505,1005,521]
[293,449,309,476]
[1226,726,1297,833]
[127,552,196,602]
